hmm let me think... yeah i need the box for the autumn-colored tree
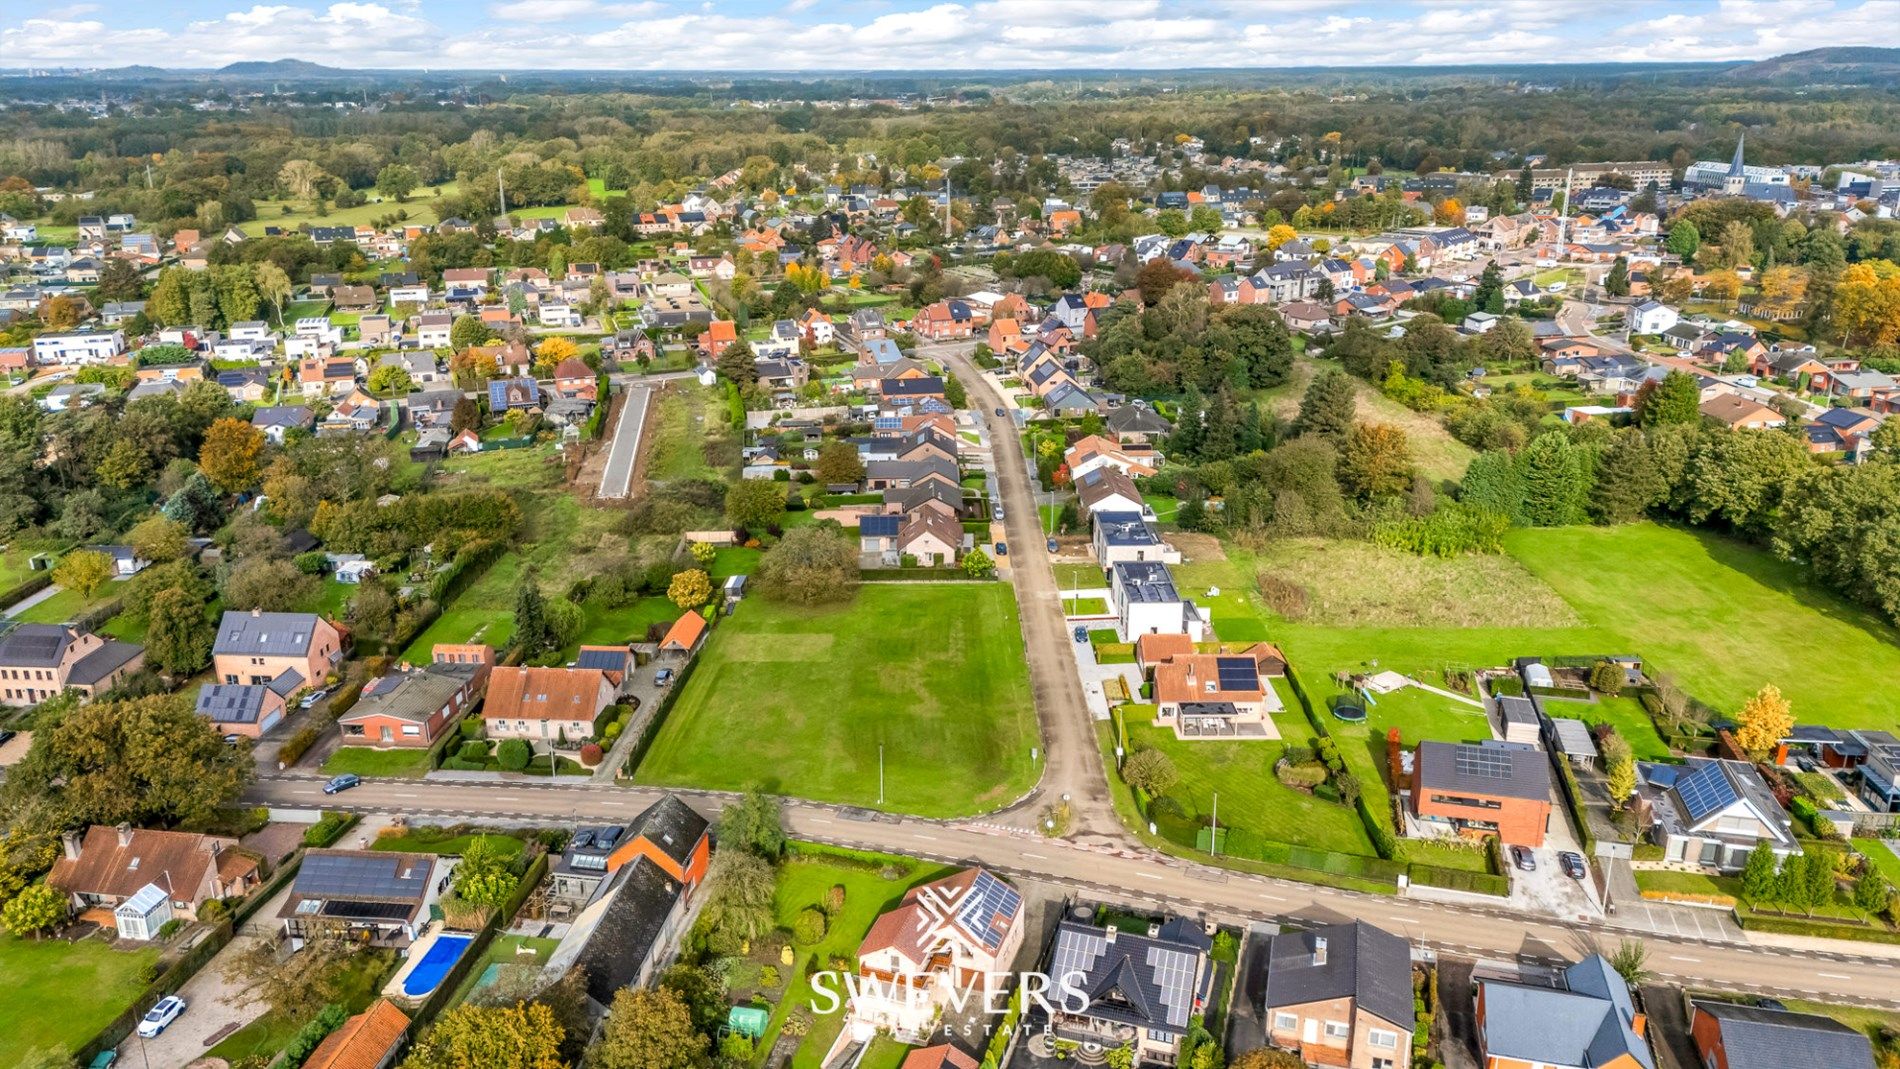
[1433,197,1466,226]
[689,540,717,566]
[1757,265,1809,316]
[533,336,580,376]
[1337,422,1414,501]
[1265,223,1298,251]
[37,295,81,330]
[199,417,265,494]
[52,549,114,599]
[1830,260,1900,347]
[592,987,710,1069]
[401,1001,566,1069]
[1703,269,1743,307]
[126,515,189,563]
[1734,684,1794,758]
[668,568,712,610]
[2,883,65,938]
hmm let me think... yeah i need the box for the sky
[4,0,1900,72]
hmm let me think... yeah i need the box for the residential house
[1043,913,1214,1065]
[1700,394,1785,430]
[31,329,124,365]
[321,390,384,435]
[1111,561,1206,640]
[1633,758,1799,871]
[253,405,315,444]
[0,623,145,706]
[553,358,600,402]
[339,652,490,749]
[415,311,454,349]
[1091,511,1181,567]
[333,285,377,312]
[488,376,542,412]
[299,357,358,398]
[1149,644,1285,740]
[699,320,739,360]
[1476,955,1654,1069]
[212,609,343,693]
[550,793,712,909]
[195,678,297,738]
[898,510,963,566]
[1411,741,1553,847]
[441,267,490,296]
[1689,1000,1875,1069]
[567,853,694,1005]
[48,824,258,930]
[303,1000,411,1069]
[279,849,444,948]
[864,456,959,492]
[1074,466,1147,520]
[849,868,1026,1042]
[359,314,395,347]
[912,299,976,340]
[406,390,462,430]
[483,666,616,742]
[1263,921,1415,1069]
[798,308,836,348]
[1804,407,1883,456]
[1628,300,1680,335]
[218,367,273,403]
[1828,368,1898,405]
[1065,435,1157,480]
[658,612,708,656]
[839,307,889,351]
[1106,403,1173,446]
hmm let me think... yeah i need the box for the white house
[415,312,454,349]
[1635,757,1800,871]
[537,301,582,328]
[31,330,125,366]
[849,868,1026,1043]
[388,284,430,306]
[1629,300,1680,336]
[1110,561,1206,640]
[229,321,273,343]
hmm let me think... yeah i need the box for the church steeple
[1728,134,1746,178]
[1724,134,1747,194]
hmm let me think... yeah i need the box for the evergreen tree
[1458,450,1526,524]
[513,569,554,659]
[1590,430,1666,524]
[1518,432,1592,526]
[1516,165,1534,204]
[1291,369,1356,445]
[1200,389,1239,461]
[1636,370,1703,426]
[1169,386,1206,459]
[1472,260,1504,313]
[1604,256,1630,298]
[1665,220,1701,261]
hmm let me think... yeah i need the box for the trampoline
[1331,703,1367,723]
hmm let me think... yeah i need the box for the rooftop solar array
[320,899,414,921]
[1049,921,1200,1031]
[297,852,428,902]
[1214,657,1260,692]
[1674,762,1741,823]
[954,871,1022,952]
[1453,746,1517,782]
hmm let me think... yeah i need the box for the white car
[137,995,187,1038]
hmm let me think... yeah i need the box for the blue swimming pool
[401,933,474,998]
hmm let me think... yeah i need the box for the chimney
[61,830,84,861]
[115,823,134,847]
[1313,935,1328,966]
[251,607,262,617]
[1104,925,1118,944]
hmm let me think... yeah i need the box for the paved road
[597,384,652,500]
[919,339,1115,837]
[245,774,1900,1009]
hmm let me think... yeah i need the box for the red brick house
[1410,741,1552,847]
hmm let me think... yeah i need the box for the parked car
[137,996,186,1038]
[655,667,675,686]
[995,541,1007,556]
[1510,845,1536,872]
[1046,538,1059,553]
[991,505,1005,521]
[993,407,1005,417]
[222,733,244,746]
[322,773,360,795]
[0,728,15,748]
[87,1051,117,1069]
[300,686,335,710]
[1073,625,1088,643]
[1559,851,1586,879]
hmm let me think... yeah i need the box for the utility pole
[1210,791,1219,856]
[1559,167,1574,248]
[498,172,508,221]
[877,744,884,805]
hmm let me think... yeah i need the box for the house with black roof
[1690,1000,1875,1069]
[1410,740,1553,847]
[279,849,444,948]
[1632,757,1798,871]
[1043,909,1215,1064]
[549,793,711,910]
[1263,921,1414,1069]
[0,623,145,706]
[564,855,690,1006]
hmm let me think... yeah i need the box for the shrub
[826,884,846,913]
[459,717,484,739]
[278,724,321,767]
[793,906,828,945]
[459,739,489,762]
[1590,659,1626,696]
[496,738,532,771]
[1256,574,1310,620]
[579,743,604,767]
[1276,762,1328,789]
[603,721,624,740]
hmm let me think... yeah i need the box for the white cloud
[4,0,1900,70]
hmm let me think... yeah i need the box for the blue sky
[5,0,1899,71]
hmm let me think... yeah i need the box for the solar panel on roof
[1453,746,1514,780]
[320,899,414,920]
[954,872,1021,951]
[1214,657,1259,691]
[298,853,425,901]
[1676,764,1740,822]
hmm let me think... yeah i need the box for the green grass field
[1558,694,1671,761]
[370,829,527,857]
[1856,838,1900,885]
[239,182,460,236]
[1120,703,1373,856]
[0,934,160,1064]
[322,746,435,778]
[635,585,1040,817]
[570,596,680,652]
[646,383,732,482]
[12,583,117,625]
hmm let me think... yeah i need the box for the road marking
[912,834,939,841]
[1257,892,1285,902]
[1668,956,1701,963]
[1022,852,1048,860]
[1817,972,1853,980]
[807,817,832,824]
[391,792,419,798]
[1135,872,1162,881]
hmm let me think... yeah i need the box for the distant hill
[1726,47,1900,83]
[216,59,353,77]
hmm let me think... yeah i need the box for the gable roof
[1415,740,1551,802]
[214,611,332,658]
[0,623,79,668]
[660,612,708,651]
[859,867,1023,964]
[1692,1000,1876,1069]
[1049,916,1210,1036]
[304,999,411,1069]
[1263,920,1412,1028]
[484,666,611,721]
[624,793,710,871]
[1480,955,1654,1069]
[47,825,244,901]
[575,855,684,1006]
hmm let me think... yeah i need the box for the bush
[1256,574,1310,620]
[459,739,489,762]
[459,717,484,740]
[1276,762,1328,788]
[579,742,604,767]
[304,811,358,848]
[826,884,846,913]
[496,738,532,771]
[793,907,828,945]
[603,721,624,740]
[278,724,322,768]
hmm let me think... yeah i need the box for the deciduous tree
[145,586,214,676]
[1,883,64,938]
[592,987,710,1069]
[1734,683,1793,758]
[1337,423,1413,501]
[725,478,785,532]
[668,568,712,610]
[813,440,865,486]
[1123,747,1179,796]
[401,1001,566,1069]
[718,790,786,859]
[755,524,858,606]
[52,549,114,599]
[198,417,265,494]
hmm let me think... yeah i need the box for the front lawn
[1063,596,1108,615]
[1120,704,1373,857]
[635,584,1040,817]
[0,934,160,1064]
[1856,838,1900,885]
[207,949,395,1065]
[371,829,528,857]
[12,583,116,625]
[1635,870,1743,901]
[322,747,435,778]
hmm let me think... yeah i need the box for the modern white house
[1110,561,1206,640]
[1629,300,1680,335]
[31,329,125,365]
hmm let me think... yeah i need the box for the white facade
[31,330,124,365]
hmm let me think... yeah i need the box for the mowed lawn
[1120,703,1373,856]
[635,585,1040,817]
[1507,523,1900,726]
[0,934,159,1063]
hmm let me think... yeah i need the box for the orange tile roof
[483,666,612,721]
[305,999,410,1069]
[1135,633,1195,667]
[660,612,707,651]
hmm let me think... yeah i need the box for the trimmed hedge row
[1409,864,1509,897]
[0,572,52,613]
[1734,907,1900,945]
